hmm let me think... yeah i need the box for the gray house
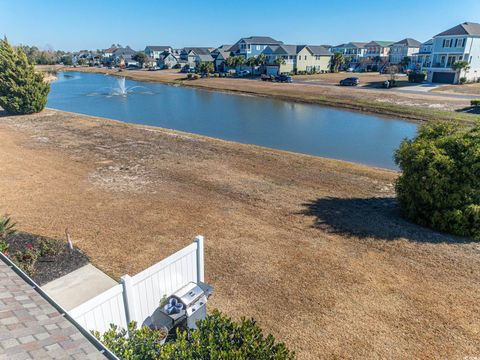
[180,47,214,68]
[157,51,179,69]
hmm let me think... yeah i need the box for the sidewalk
[42,264,118,311]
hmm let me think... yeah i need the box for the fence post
[194,235,204,283]
[121,274,136,328]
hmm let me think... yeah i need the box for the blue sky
[1,0,479,51]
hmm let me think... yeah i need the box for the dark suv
[339,77,360,86]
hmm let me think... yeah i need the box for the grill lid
[172,282,204,307]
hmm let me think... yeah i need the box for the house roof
[113,47,136,56]
[435,22,480,37]
[393,38,422,47]
[304,45,332,56]
[183,47,212,55]
[366,40,395,47]
[0,256,110,359]
[196,53,214,62]
[240,36,282,44]
[103,47,118,53]
[347,42,368,49]
[146,45,171,51]
[422,39,434,45]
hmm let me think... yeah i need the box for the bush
[96,311,295,360]
[0,215,16,240]
[408,71,426,83]
[459,77,467,84]
[395,121,480,240]
[0,38,50,115]
[471,99,480,107]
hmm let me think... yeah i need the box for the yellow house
[296,46,332,73]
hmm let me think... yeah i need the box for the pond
[47,72,418,169]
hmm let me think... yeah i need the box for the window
[305,55,307,60]
[256,45,261,50]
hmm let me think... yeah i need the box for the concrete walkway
[42,264,118,311]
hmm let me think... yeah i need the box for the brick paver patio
[0,259,108,359]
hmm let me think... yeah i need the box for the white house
[145,46,172,60]
[425,22,480,84]
[389,38,421,65]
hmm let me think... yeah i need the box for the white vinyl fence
[69,236,204,334]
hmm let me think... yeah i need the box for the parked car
[181,67,196,74]
[261,74,275,81]
[346,67,355,72]
[339,77,360,86]
[236,70,250,78]
[275,74,293,83]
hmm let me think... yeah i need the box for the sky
[1,0,480,52]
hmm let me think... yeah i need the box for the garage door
[432,72,455,84]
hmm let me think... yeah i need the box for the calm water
[48,72,417,169]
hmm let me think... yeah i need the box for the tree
[132,52,148,68]
[274,57,286,66]
[255,53,267,67]
[197,61,214,74]
[331,52,345,72]
[395,121,480,240]
[0,38,50,115]
[400,56,411,69]
[451,60,471,82]
[225,56,245,69]
[245,56,257,74]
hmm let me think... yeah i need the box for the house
[230,36,283,58]
[145,45,172,60]
[180,47,214,68]
[263,44,299,74]
[411,39,433,70]
[425,22,480,84]
[330,43,347,54]
[389,38,421,65]
[263,45,332,74]
[103,46,136,66]
[211,45,232,72]
[365,41,395,59]
[157,50,179,69]
[343,42,368,64]
[296,46,332,73]
[102,47,118,59]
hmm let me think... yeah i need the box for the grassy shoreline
[61,67,479,124]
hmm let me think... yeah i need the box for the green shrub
[408,71,426,83]
[0,38,50,115]
[459,77,467,84]
[395,121,480,239]
[94,322,167,360]
[96,311,295,360]
[471,99,480,107]
[0,215,16,240]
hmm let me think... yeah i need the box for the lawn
[1,110,479,359]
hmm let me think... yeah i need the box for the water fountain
[113,77,128,96]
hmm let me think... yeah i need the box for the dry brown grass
[0,110,479,359]
[433,82,480,96]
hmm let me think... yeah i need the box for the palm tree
[245,57,256,74]
[400,56,411,70]
[255,54,267,67]
[451,60,471,83]
[331,52,345,72]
